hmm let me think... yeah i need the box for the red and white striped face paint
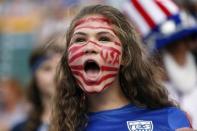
[68,15,122,93]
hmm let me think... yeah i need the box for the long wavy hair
[24,34,64,131]
[51,5,174,131]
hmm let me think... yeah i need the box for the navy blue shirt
[84,104,190,131]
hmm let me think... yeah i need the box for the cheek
[68,44,85,65]
[35,73,46,88]
[100,46,122,66]
[35,71,52,89]
[35,72,55,96]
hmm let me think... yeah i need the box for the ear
[121,60,125,66]
[120,56,127,66]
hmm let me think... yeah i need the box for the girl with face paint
[68,15,122,94]
[51,5,193,131]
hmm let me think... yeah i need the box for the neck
[41,96,52,124]
[167,43,188,66]
[87,80,129,112]
[170,51,188,66]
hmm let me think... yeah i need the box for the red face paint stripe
[102,46,121,55]
[100,81,114,92]
[80,74,115,86]
[70,65,118,71]
[85,80,114,94]
[75,17,111,27]
[75,26,114,31]
[87,40,102,47]
[69,51,84,63]
[69,40,102,54]
[114,42,121,46]
[68,44,86,54]
[73,71,117,86]
[70,65,83,70]
[92,73,116,85]
[69,41,120,54]
[76,78,96,95]
[101,66,119,71]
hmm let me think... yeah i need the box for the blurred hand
[0,123,9,131]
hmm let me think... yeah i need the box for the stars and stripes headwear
[122,0,197,51]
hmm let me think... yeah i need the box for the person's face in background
[35,54,61,98]
[187,36,197,54]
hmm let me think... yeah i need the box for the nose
[84,41,100,54]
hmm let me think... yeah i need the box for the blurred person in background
[0,78,28,131]
[11,33,64,131]
[122,0,197,128]
[174,0,197,64]
[162,35,197,129]
[174,0,197,19]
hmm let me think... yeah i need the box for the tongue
[86,69,99,78]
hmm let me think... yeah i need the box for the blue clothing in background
[11,120,48,131]
[84,104,190,131]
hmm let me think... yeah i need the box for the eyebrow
[97,31,116,38]
[73,32,87,36]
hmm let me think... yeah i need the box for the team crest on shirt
[127,120,153,131]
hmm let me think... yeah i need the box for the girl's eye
[74,37,86,43]
[39,64,52,72]
[42,66,52,72]
[99,36,111,42]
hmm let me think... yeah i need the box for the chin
[83,85,108,94]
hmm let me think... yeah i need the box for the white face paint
[68,15,122,93]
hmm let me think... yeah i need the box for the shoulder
[11,120,27,131]
[166,107,191,129]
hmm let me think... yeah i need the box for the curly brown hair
[51,4,174,131]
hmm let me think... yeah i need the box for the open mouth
[84,60,100,78]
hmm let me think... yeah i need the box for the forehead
[75,15,111,27]
[73,15,115,35]
[45,54,61,63]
